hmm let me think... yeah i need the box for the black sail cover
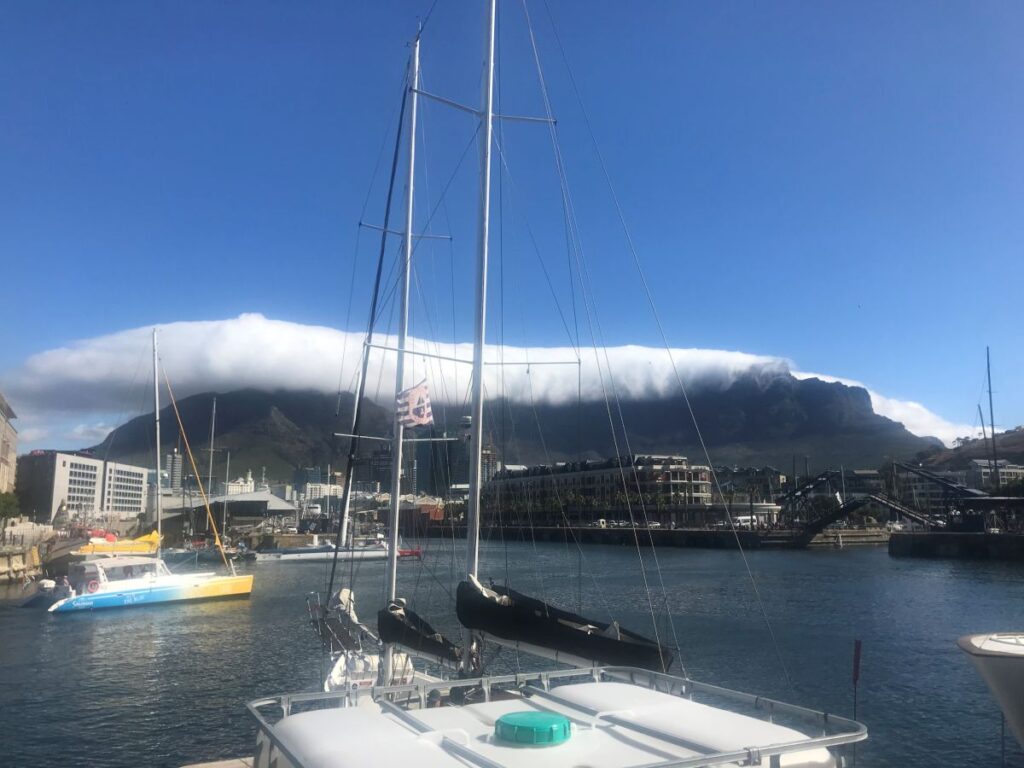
[377,600,461,666]
[456,579,672,671]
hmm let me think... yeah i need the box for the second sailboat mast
[385,36,420,606]
[465,0,497,586]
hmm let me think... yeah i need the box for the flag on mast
[397,379,433,427]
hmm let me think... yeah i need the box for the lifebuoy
[87,580,99,593]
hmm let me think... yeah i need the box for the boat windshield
[101,561,159,582]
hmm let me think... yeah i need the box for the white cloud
[1,314,969,448]
[67,423,115,443]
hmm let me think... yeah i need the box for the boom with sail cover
[378,599,462,668]
[456,577,672,672]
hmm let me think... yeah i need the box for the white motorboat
[958,633,1024,747]
[253,534,419,563]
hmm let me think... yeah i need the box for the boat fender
[87,580,99,593]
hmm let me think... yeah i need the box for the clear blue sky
[2,1,1022,435]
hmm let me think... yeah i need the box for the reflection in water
[1,544,1021,767]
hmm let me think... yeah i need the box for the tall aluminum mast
[462,0,497,672]
[153,329,163,559]
[383,32,420,682]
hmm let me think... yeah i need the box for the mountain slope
[91,389,391,480]
[920,427,1024,470]
[481,374,938,469]
[89,373,940,479]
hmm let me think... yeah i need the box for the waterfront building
[15,451,149,522]
[485,454,712,520]
[966,459,1024,490]
[17,451,102,521]
[0,391,16,494]
[101,461,148,517]
[894,467,968,515]
[224,468,256,495]
[304,481,344,501]
[712,466,788,504]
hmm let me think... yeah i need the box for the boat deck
[248,667,865,768]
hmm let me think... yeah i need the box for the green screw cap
[494,711,572,747]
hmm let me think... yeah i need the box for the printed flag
[397,379,433,427]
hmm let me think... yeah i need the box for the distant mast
[207,396,218,499]
[153,329,162,559]
[987,346,999,489]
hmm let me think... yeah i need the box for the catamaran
[51,330,253,613]
[235,4,868,768]
[49,555,251,612]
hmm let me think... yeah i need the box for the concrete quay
[426,525,889,550]
[889,531,1024,560]
[0,544,41,582]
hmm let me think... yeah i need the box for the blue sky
[1,1,1022,448]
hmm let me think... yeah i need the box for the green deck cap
[494,711,571,747]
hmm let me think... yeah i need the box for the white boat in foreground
[247,667,865,768]
[958,632,1024,747]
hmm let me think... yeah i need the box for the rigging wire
[335,74,409,417]
[537,0,794,690]
[325,53,412,603]
[515,0,671,674]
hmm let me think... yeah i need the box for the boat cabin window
[102,562,159,581]
[68,563,102,593]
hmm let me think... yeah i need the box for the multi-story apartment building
[966,459,1024,490]
[102,461,148,515]
[486,454,712,512]
[16,451,148,522]
[0,391,16,494]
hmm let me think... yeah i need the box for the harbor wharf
[889,530,1024,560]
[425,524,889,550]
[0,543,41,581]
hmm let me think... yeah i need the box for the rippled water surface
[2,541,1022,767]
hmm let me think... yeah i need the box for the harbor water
[1,540,1021,767]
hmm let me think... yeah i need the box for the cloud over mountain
[1,313,972,448]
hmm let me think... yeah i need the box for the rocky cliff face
[91,372,940,478]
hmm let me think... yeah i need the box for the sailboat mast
[381,34,420,684]
[153,329,163,559]
[987,346,999,489]
[385,35,419,609]
[466,0,497,584]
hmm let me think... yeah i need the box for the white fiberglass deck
[959,633,1024,747]
[250,669,865,768]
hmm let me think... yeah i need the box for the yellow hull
[72,531,161,556]
[192,573,255,600]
